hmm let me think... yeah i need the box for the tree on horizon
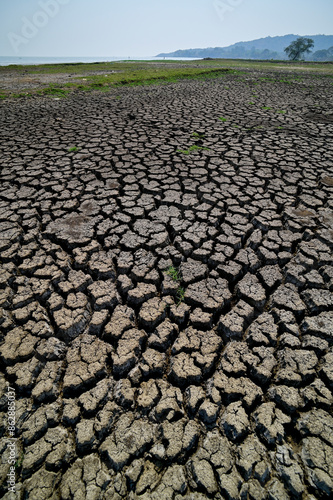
[284,37,314,61]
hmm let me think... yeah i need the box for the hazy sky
[1,0,332,57]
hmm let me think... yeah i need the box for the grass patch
[177,145,210,155]
[68,146,79,152]
[219,117,227,122]
[165,266,186,304]
[81,67,234,89]
[176,287,185,305]
[37,85,70,97]
[192,132,205,139]
[15,452,24,469]
[165,266,182,282]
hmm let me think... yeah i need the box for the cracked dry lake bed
[0,64,333,499]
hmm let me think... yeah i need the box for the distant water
[0,56,201,67]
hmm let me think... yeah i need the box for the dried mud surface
[0,69,333,499]
[0,69,123,92]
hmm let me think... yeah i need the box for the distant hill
[157,34,333,60]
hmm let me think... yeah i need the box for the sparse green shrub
[176,287,185,305]
[177,145,209,155]
[165,266,182,282]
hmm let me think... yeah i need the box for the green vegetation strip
[1,58,332,100]
[0,64,236,99]
[77,66,232,87]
